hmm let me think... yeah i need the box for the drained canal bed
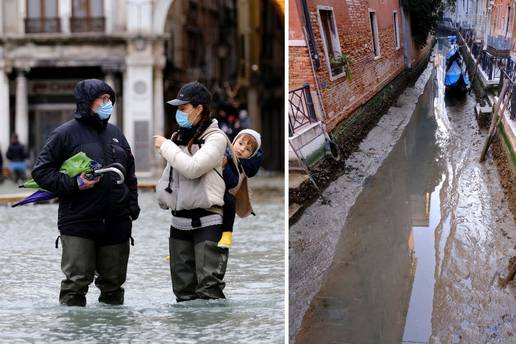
[0,192,284,343]
[295,41,515,343]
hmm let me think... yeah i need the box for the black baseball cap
[166,81,212,106]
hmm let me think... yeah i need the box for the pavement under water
[0,192,284,343]
[294,41,515,343]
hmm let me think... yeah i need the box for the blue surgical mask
[176,110,193,128]
[96,100,113,120]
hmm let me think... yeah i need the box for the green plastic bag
[22,152,94,189]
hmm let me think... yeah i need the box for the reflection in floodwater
[297,40,516,344]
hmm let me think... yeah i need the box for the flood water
[0,192,284,343]
[296,41,515,343]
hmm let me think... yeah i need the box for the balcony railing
[478,50,508,81]
[25,18,61,33]
[289,84,318,136]
[471,41,482,59]
[70,17,106,33]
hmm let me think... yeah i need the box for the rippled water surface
[0,192,284,343]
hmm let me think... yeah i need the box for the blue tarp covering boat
[444,36,470,93]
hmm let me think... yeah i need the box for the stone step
[475,103,492,116]
[288,202,303,221]
[289,172,309,190]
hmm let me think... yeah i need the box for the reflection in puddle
[402,177,446,343]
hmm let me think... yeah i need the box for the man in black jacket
[32,79,140,306]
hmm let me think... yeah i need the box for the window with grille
[25,0,60,33]
[71,0,105,32]
[317,6,344,79]
[369,10,381,58]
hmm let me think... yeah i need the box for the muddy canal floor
[292,43,516,343]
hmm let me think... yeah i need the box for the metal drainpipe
[299,0,328,122]
[299,0,341,161]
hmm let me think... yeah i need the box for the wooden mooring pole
[480,78,510,162]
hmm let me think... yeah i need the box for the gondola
[445,36,471,94]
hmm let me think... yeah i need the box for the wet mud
[491,136,516,222]
[291,40,516,343]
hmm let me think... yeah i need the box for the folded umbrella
[20,152,101,190]
[13,152,125,207]
[11,190,56,208]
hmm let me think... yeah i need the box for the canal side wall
[332,41,434,152]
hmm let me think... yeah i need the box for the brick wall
[288,0,432,132]
[297,0,404,131]
[288,0,317,93]
[289,45,317,89]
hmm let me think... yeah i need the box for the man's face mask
[96,100,113,120]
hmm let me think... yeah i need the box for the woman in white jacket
[153,81,230,301]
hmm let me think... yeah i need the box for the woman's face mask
[175,109,193,128]
[176,104,201,128]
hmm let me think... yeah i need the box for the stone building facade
[0,0,284,175]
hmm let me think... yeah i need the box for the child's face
[233,136,255,159]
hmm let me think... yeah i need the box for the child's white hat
[233,129,261,157]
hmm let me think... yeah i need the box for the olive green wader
[169,226,228,301]
[59,235,130,306]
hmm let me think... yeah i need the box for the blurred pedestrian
[6,133,28,183]
[154,81,230,302]
[238,103,251,129]
[32,79,140,306]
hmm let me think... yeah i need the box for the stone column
[0,65,10,161]
[247,87,261,133]
[153,60,166,174]
[104,70,118,125]
[153,61,165,136]
[18,0,26,34]
[104,0,113,33]
[124,41,154,175]
[15,69,29,146]
[60,0,71,34]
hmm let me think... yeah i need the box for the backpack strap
[199,128,240,180]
